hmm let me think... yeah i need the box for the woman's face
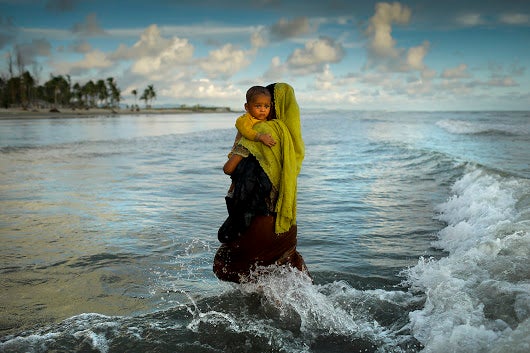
[245,94,271,121]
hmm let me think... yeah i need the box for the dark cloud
[270,17,314,40]
[71,40,92,53]
[45,0,77,12]
[0,16,17,50]
[71,13,107,36]
[17,38,52,61]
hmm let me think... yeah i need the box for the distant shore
[0,107,236,119]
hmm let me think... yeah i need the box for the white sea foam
[403,168,530,353]
[435,119,527,135]
[0,313,118,353]
[210,266,416,351]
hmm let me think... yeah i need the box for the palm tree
[106,77,120,109]
[21,71,34,108]
[140,89,148,109]
[82,80,96,108]
[96,79,108,107]
[72,83,82,107]
[44,75,70,108]
[131,89,138,110]
[144,84,156,108]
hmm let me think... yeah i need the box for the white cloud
[251,27,268,48]
[53,49,112,75]
[258,35,342,79]
[131,39,194,77]
[287,37,345,68]
[105,25,195,81]
[160,79,242,107]
[441,63,471,79]
[199,43,253,79]
[263,56,286,80]
[455,13,485,27]
[314,64,334,90]
[498,13,530,25]
[364,3,431,75]
[421,68,437,81]
[300,87,363,107]
[485,77,518,87]
[127,25,194,61]
[405,41,429,71]
[366,2,411,58]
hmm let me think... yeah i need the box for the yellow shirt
[235,113,262,141]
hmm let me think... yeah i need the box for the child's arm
[223,154,243,175]
[256,132,276,147]
[235,115,276,147]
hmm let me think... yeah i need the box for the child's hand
[259,133,276,147]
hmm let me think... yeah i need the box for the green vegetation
[0,48,155,111]
[0,48,231,113]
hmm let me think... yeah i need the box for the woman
[213,83,309,283]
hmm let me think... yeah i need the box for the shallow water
[1,111,529,352]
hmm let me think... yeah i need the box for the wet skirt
[213,215,308,283]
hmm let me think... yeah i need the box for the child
[231,86,276,152]
[225,86,276,200]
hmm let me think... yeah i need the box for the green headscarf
[239,83,305,234]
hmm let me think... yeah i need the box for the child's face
[245,94,271,121]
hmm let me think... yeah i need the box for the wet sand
[0,107,233,119]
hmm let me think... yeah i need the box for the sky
[1,0,529,111]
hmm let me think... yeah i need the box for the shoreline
[0,107,236,119]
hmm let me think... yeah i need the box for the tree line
[0,49,156,111]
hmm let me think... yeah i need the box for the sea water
[0,111,528,352]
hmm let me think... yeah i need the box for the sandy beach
[0,107,233,119]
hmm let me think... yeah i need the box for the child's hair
[246,86,271,103]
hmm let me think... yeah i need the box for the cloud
[45,0,77,12]
[0,16,17,49]
[71,13,107,36]
[441,63,471,79]
[405,41,429,71]
[70,40,92,53]
[199,43,253,79]
[364,2,431,74]
[257,36,339,80]
[314,64,334,90]
[270,17,314,40]
[162,79,240,100]
[485,77,518,87]
[366,2,411,58]
[498,13,530,25]
[250,27,268,48]
[109,24,194,80]
[263,56,286,80]
[131,39,194,78]
[455,13,485,27]
[113,25,193,60]
[53,49,112,75]
[16,38,52,60]
[286,36,345,74]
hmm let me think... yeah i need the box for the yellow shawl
[240,83,304,234]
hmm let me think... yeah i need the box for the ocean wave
[402,167,530,353]
[1,267,424,352]
[435,119,528,136]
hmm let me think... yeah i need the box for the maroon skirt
[213,215,308,283]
